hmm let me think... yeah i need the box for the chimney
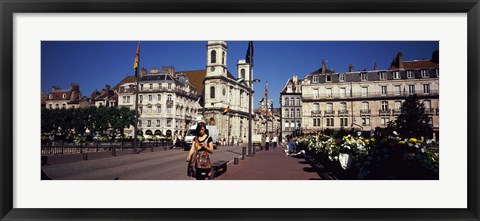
[397,52,404,69]
[432,50,439,63]
[162,66,175,77]
[321,59,326,74]
[348,64,353,72]
[70,83,79,92]
[51,86,60,92]
[374,63,378,71]
[104,85,111,91]
[141,67,147,76]
[150,66,159,74]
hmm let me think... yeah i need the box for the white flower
[393,131,399,136]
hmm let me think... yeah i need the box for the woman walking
[186,122,215,180]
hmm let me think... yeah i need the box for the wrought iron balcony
[338,110,349,115]
[324,110,335,115]
[379,109,392,115]
[392,109,402,115]
[303,90,439,100]
[360,109,371,115]
[311,110,321,116]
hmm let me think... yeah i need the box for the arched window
[222,51,225,64]
[210,50,217,63]
[241,69,246,79]
[285,98,289,106]
[210,86,215,99]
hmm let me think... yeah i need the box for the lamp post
[248,78,261,156]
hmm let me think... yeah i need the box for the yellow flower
[398,141,406,144]
[371,138,376,142]
[409,138,418,143]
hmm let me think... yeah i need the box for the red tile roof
[178,69,207,95]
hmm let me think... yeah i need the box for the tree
[394,94,433,139]
[111,107,135,139]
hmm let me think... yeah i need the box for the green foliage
[41,106,136,142]
[395,94,433,139]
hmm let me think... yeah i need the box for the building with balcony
[280,74,303,138]
[282,51,439,139]
[117,66,200,138]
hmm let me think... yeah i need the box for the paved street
[42,145,245,180]
[217,146,323,180]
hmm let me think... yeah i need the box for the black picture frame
[1,0,479,220]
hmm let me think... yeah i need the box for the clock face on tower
[210,67,215,72]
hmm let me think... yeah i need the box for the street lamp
[248,78,261,156]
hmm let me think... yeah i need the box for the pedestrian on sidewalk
[186,122,215,180]
[265,135,270,150]
[272,136,277,148]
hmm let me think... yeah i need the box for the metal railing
[338,110,349,115]
[360,109,371,115]
[324,110,335,115]
[303,90,439,100]
[41,140,173,156]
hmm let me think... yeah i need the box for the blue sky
[41,41,439,108]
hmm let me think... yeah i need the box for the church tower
[206,41,228,77]
[237,59,251,86]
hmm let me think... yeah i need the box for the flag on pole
[264,81,268,98]
[245,41,254,67]
[223,104,230,115]
[133,41,141,74]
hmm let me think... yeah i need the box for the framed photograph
[1,0,479,220]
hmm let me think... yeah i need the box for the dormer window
[339,74,345,82]
[360,73,367,81]
[312,75,319,83]
[421,69,429,78]
[379,72,386,80]
[62,93,66,99]
[326,74,332,82]
[407,70,414,79]
[49,94,53,99]
[393,71,400,79]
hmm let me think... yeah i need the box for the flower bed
[297,132,439,180]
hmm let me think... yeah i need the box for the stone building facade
[117,66,200,138]
[200,41,253,144]
[282,51,440,139]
